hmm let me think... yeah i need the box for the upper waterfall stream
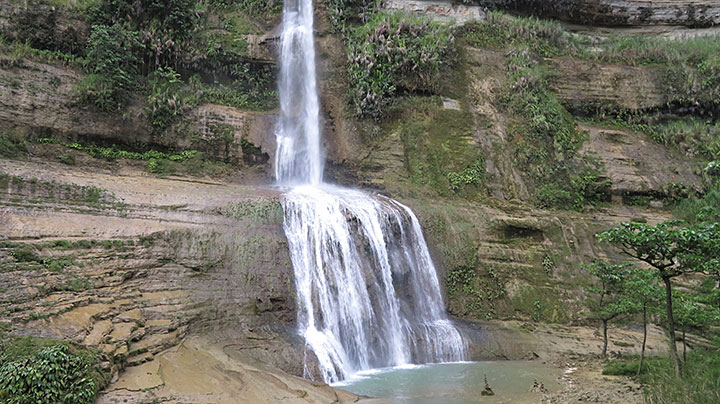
[274,0,466,383]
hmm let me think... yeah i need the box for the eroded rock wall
[478,0,720,27]
[0,160,305,382]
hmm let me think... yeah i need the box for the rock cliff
[0,0,717,402]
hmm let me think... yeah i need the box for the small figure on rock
[481,374,495,396]
[529,379,540,393]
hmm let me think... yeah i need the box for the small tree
[583,260,632,357]
[598,220,720,376]
[672,292,720,362]
[622,268,663,375]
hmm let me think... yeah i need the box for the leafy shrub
[535,169,610,211]
[648,119,720,159]
[0,343,104,404]
[447,159,486,191]
[346,13,456,119]
[77,24,140,112]
[58,154,76,165]
[37,138,198,162]
[146,67,198,131]
[536,184,574,210]
[90,0,198,56]
[212,0,281,15]
[5,3,85,55]
[10,245,40,263]
[674,186,720,224]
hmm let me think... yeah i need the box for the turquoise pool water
[336,361,561,404]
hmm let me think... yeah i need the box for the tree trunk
[682,325,687,363]
[662,276,682,376]
[602,319,608,358]
[637,304,647,377]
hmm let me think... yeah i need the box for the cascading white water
[274,0,466,384]
[274,0,323,185]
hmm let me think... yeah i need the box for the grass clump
[602,356,664,376]
[221,199,283,224]
[642,349,720,404]
[649,119,720,160]
[146,67,198,132]
[462,11,582,56]
[0,132,27,158]
[346,13,456,119]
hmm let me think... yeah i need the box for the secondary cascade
[274,0,467,383]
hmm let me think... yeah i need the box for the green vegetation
[0,37,82,67]
[212,0,281,16]
[2,243,80,273]
[221,199,283,224]
[146,67,197,131]
[3,1,87,56]
[593,35,720,113]
[391,99,486,198]
[37,138,198,161]
[0,132,27,158]
[674,186,720,224]
[498,44,609,210]
[602,355,665,376]
[0,0,278,122]
[602,349,720,404]
[325,0,379,34]
[583,261,634,357]
[0,173,115,204]
[462,11,581,56]
[89,0,198,70]
[447,159,486,192]
[584,260,663,368]
[643,348,720,404]
[598,220,720,375]
[346,13,456,119]
[77,23,140,112]
[0,335,108,404]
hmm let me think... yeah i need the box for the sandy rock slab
[98,336,362,404]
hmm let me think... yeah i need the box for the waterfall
[274,0,323,185]
[274,0,466,384]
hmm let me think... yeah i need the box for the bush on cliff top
[77,23,141,112]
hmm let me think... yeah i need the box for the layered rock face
[0,160,331,401]
[479,0,720,27]
[0,56,277,169]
